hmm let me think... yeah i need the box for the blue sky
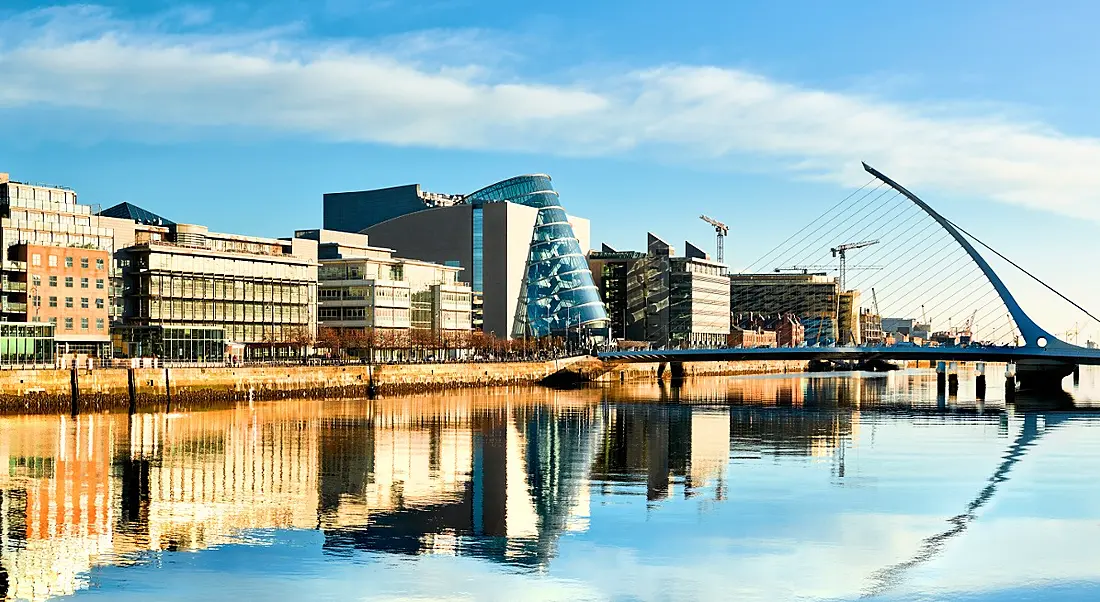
[2,0,1100,337]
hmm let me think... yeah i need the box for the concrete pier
[947,362,959,396]
[976,362,987,401]
[1006,363,1017,402]
[936,361,947,395]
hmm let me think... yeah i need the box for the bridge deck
[598,345,1100,365]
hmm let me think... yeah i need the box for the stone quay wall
[0,357,808,413]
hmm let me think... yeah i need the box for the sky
[2,0,1100,338]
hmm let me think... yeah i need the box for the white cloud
[3,6,1100,221]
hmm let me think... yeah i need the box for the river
[0,367,1098,601]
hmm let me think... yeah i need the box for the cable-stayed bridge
[598,163,1100,390]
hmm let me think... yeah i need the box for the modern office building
[586,244,647,341]
[323,175,607,340]
[729,273,841,345]
[837,290,861,345]
[0,172,125,356]
[295,230,471,356]
[107,204,319,361]
[624,235,730,349]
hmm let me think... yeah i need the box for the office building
[107,203,318,361]
[729,273,840,345]
[837,290,861,345]
[881,317,931,343]
[624,235,730,349]
[295,230,472,356]
[586,244,647,341]
[0,172,126,356]
[323,175,607,339]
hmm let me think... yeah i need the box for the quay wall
[600,360,810,382]
[0,358,810,413]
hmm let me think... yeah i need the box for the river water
[1,367,1099,601]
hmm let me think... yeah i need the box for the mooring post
[936,361,947,395]
[975,362,987,401]
[947,362,959,396]
[164,367,172,413]
[69,364,79,416]
[1005,363,1017,402]
[127,367,138,415]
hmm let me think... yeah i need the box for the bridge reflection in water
[0,371,1088,600]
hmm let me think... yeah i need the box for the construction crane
[775,264,883,275]
[964,310,977,335]
[872,288,881,317]
[830,239,879,290]
[700,215,729,263]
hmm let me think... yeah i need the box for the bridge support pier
[936,362,947,395]
[1005,364,1017,402]
[948,362,959,397]
[1017,360,1076,392]
[656,362,667,380]
[1073,365,1081,386]
[976,362,987,401]
[670,362,685,384]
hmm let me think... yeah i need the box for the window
[95,278,104,290]
[48,255,57,267]
[95,318,104,330]
[96,258,105,270]
[95,298,104,309]
[64,256,73,268]
[64,277,73,288]
[48,276,57,287]
[49,296,57,308]
[319,307,340,320]
[80,318,89,330]
[31,275,40,286]
[80,257,89,269]
[31,254,41,266]
[343,307,365,319]
[81,297,89,309]
[80,277,88,288]
[319,288,342,300]
[65,297,73,308]
[31,295,40,307]
[49,317,57,327]
[64,318,73,330]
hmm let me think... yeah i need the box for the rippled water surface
[3,367,1100,601]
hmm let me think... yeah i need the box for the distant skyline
[2,1,1099,339]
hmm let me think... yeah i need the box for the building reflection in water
[0,372,912,600]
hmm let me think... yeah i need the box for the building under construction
[729,273,842,345]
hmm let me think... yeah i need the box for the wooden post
[164,367,172,413]
[127,367,138,415]
[70,365,79,416]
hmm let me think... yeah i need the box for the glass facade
[112,326,226,362]
[464,175,607,337]
[0,323,54,365]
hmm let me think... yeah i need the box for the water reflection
[0,369,1097,600]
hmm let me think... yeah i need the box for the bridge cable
[945,217,1100,327]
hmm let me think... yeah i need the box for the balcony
[2,281,27,293]
[2,302,27,314]
[2,261,26,272]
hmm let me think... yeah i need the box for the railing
[2,281,27,292]
[2,261,26,272]
[1,302,27,313]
